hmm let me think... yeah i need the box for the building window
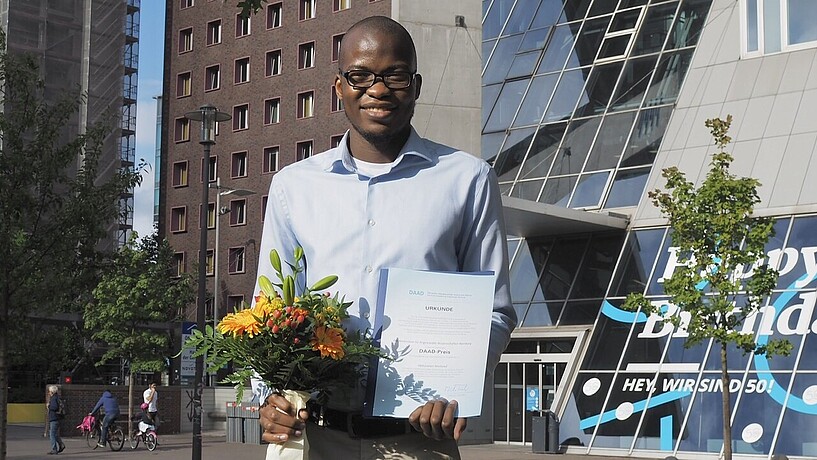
[299,0,316,20]
[201,156,217,182]
[206,249,215,276]
[743,0,817,55]
[264,98,280,124]
[172,253,185,277]
[172,161,188,187]
[265,49,282,76]
[296,141,313,161]
[332,34,344,62]
[229,247,246,273]
[234,57,250,84]
[207,19,222,45]
[230,199,247,226]
[205,64,220,91]
[231,151,248,178]
[236,13,251,37]
[330,134,344,149]
[181,0,193,9]
[227,295,244,310]
[207,202,216,229]
[298,42,315,69]
[170,207,187,233]
[262,196,268,220]
[263,146,279,173]
[175,118,190,142]
[176,72,191,98]
[297,91,314,118]
[233,104,249,130]
[331,87,343,112]
[267,2,282,29]
[333,0,350,12]
[179,28,193,53]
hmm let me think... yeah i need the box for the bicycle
[85,415,125,451]
[129,422,158,451]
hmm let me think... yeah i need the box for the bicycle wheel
[145,432,157,451]
[129,430,140,449]
[86,427,100,448]
[108,425,125,451]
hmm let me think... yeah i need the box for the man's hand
[258,394,308,444]
[408,399,467,441]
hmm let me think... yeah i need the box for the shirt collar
[327,127,434,174]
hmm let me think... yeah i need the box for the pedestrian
[46,385,65,455]
[143,382,159,425]
[256,15,516,459]
[90,389,120,448]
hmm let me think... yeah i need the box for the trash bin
[531,410,560,454]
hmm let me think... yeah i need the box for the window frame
[180,0,194,9]
[176,71,192,98]
[175,117,190,143]
[228,246,246,274]
[299,0,316,21]
[206,19,222,46]
[233,104,250,131]
[296,140,314,161]
[235,13,251,37]
[331,86,343,112]
[234,56,250,84]
[231,150,248,178]
[201,155,217,183]
[205,249,215,276]
[170,206,187,233]
[172,252,185,277]
[741,0,817,57]
[332,34,344,62]
[263,146,280,173]
[172,161,189,187]
[178,27,193,54]
[298,41,315,69]
[264,98,281,125]
[265,49,282,76]
[229,199,248,226]
[297,91,314,119]
[330,134,344,149]
[207,202,216,229]
[333,0,351,12]
[205,64,220,91]
[266,2,282,29]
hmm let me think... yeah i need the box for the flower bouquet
[183,247,383,460]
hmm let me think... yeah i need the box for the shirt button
[363,312,370,319]
[366,265,373,273]
[368,219,375,226]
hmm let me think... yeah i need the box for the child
[137,403,156,436]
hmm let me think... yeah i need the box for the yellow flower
[218,309,263,337]
[310,326,345,360]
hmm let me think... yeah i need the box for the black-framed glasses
[340,70,416,89]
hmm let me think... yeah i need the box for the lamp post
[208,178,255,383]
[184,104,230,460]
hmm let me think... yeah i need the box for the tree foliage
[623,116,790,460]
[0,30,144,460]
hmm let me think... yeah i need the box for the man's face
[335,29,422,146]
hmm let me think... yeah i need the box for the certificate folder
[364,268,496,418]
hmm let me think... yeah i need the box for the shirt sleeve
[459,164,517,375]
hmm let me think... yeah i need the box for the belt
[307,404,413,439]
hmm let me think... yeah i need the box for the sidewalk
[6,423,623,460]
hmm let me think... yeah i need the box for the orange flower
[218,310,263,337]
[310,326,345,360]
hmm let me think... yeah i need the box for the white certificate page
[365,268,496,418]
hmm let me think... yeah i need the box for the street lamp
[208,178,255,378]
[184,104,230,460]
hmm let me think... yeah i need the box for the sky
[131,2,166,238]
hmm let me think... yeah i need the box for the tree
[0,32,144,460]
[624,116,791,460]
[84,232,195,439]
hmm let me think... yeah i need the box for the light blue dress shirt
[255,128,516,405]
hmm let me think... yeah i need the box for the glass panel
[777,215,817,290]
[482,131,506,161]
[560,299,605,325]
[484,35,524,84]
[764,0,782,53]
[513,74,558,127]
[506,339,539,353]
[746,0,759,52]
[586,111,637,171]
[522,301,562,326]
[581,301,635,369]
[484,0,515,40]
[632,2,678,56]
[610,228,666,297]
[644,49,692,106]
[510,179,544,201]
[494,127,537,181]
[537,23,580,74]
[647,230,676,296]
[529,237,554,302]
[503,0,540,36]
[576,60,624,117]
[543,69,586,122]
[509,363,524,442]
[519,26,552,52]
[572,233,626,298]
[482,83,503,129]
[730,373,783,454]
[604,167,650,208]
[609,55,659,112]
[531,0,564,29]
[567,17,611,69]
[598,34,631,59]
[666,0,712,50]
[789,0,817,45]
[569,171,610,208]
[588,0,617,17]
[484,79,529,132]
[493,363,509,442]
[630,372,695,451]
[539,237,588,300]
[610,8,642,32]
[622,106,671,167]
[482,39,496,72]
[620,0,648,6]
[519,122,567,180]
[539,175,576,206]
[509,239,543,304]
[571,372,614,442]
[676,374,740,452]
[559,0,592,23]
[551,116,602,176]
[664,328,709,367]
[508,51,542,80]
[773,372,816,456]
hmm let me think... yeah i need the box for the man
[256,16,515,459]
[90,389,120,448]
[46,385,65,455]
[143,382,158,425]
